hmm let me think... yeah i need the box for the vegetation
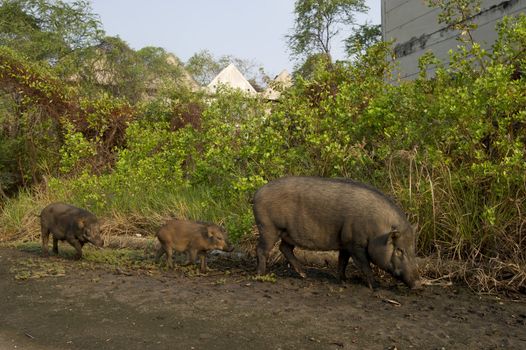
[286,0,367,60]
[1,0,525,293]
[344,22,382,58]
[185,49,266,88]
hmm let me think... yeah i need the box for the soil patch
[1,247,525,350]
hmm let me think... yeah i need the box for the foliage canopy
[287,0,367,60]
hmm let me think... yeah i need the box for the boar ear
[201,227,213,239]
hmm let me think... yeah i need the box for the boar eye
[395,248,404,257]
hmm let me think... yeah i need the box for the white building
[207,63,257,95]
[382,0,526,79]
[261,70,292,101]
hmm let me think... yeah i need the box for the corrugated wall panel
[382,0,526,79]
[384,1,441,39]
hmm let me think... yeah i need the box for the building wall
[382,0,526,79]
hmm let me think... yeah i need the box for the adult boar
[253,177,421,289]
[155,219,234,272]
[40,203,103,259]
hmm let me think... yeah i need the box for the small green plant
[9,258,66,280]
[251,273,277,283]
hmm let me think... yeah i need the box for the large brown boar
[155,219,233,272]
[40,202,103,260]
[253,177,421,289]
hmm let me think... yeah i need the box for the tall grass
[0,186,58,242]
[387,152,526,293]
[0,179,253,244]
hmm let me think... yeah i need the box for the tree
[287,0,367,61]
[345,22,382,58]
[0,0,106,92]
[185,50,222,86]
[185,49,264,87]
[0,1,104,194]
[136,46,187,90]
[293,52,332,79]
[427,0,482,40]
[0,0,103,62]
[427,0,485,70]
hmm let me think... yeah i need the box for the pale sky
[89,0,381,77]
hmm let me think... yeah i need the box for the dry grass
[6,213,525,294]
[420,255,526,294]
[2,175,525,295]
[241,227,525,294]
[386,151,526,294]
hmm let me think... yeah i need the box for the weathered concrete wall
[382,0,526,79]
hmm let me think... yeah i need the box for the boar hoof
[298,271,307,279]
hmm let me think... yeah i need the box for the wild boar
[40,202,103,260]
[155,219,234,272]
[253,176,421,289]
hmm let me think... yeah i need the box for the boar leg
[337,249,351,282]
[41,227,50,257]
[256,224,280,275]
[184,249,199,269]
[279,241,306,278]
[66,236,83,260]
[154,246,165,264]
[350,245,377,289]
[199,253,207,273]
[165,247,174,269]
[52,237,59,255]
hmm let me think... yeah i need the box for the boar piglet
[155,219,234,273]
[253,176,422,290]
[40,202,103,260]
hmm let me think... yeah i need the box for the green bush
[2,10,525,291]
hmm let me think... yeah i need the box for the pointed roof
[207,63,256,95]
[262,70,292,101]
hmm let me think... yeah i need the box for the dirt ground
[0,246,525,350]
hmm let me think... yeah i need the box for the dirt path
[1,247,525,350]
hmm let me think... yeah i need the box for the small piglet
[40,202,103,260]
[155,219,233,272]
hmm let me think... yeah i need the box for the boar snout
[397,265,421,290]
[91,236,104,248]
[225,243,234,252]
[85,228,103,247]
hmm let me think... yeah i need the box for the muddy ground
[0,246,525,350]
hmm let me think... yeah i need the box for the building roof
[262,69,292,100]
[207,63,257,95]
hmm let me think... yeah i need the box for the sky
[90,0,382,77]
